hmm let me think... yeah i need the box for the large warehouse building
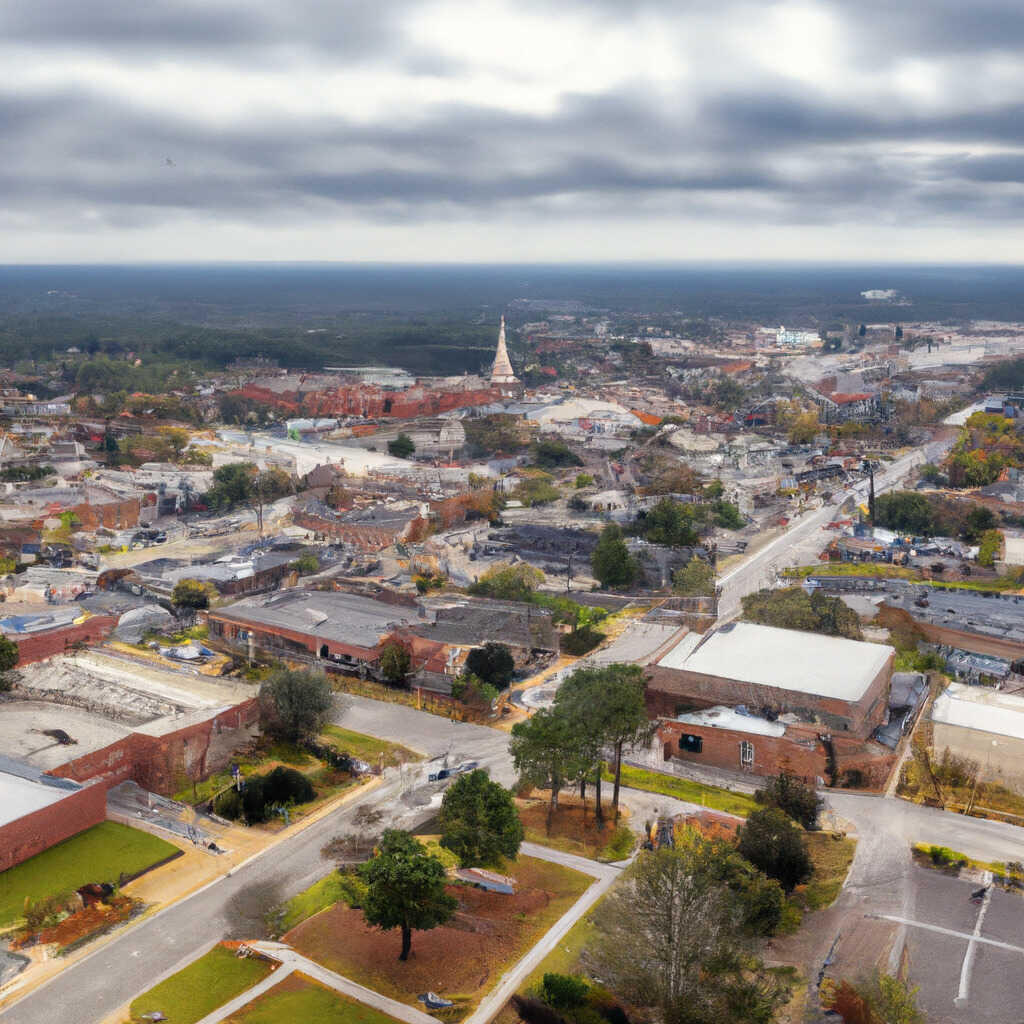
[644,622,896,785]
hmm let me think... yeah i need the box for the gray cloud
[4,0,1024,255]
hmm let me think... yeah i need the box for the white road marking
[955,874,993,1009]
[868,912,1024,956]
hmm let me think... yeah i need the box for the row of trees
[510,664,650,829]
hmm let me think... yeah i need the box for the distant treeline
[0,314,499,379]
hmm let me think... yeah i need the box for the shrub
[561,627,605,655]
[754,771,823,830]
[263,765,315,805]
[213,788,242,819]
[541,974,589,1010]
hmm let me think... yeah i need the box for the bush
[263,765,315,805]
[561,626,605,655]
[213,788,242,819]
[541,974,589,1010]
[737,808,813,893]
[466,642,515,689]
[754,771,823,830]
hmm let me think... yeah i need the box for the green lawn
[228,973,401,1024]
[319,726,422,767]
[130,944,272,1023]
[277,873,356,933]
[604,764,760,817]
[0,822,179,926]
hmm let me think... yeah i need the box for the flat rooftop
[0,755,83,827]
[931,682,1024,741]
[659,621,892,702]
[212,589,419,649]
[675,706,786,738]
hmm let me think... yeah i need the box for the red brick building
[0,759,107,872]
[644,622,895,785]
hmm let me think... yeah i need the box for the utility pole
[862,459,876,526]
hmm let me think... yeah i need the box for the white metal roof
[931,682,1024,741]
[675,706,786,737]
[0,769,78,828]
[659,621,891,702]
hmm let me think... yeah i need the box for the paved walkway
[191,841,619,1024]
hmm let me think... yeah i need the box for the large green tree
[591,524,639,589]
[465,642,515,689]
[0,634,18,692]
[378,641,411,685]
[359,830,457,960]
[510,707,588,831]
[439,768,523,867]
[555,664,650,824]
[736,808,813,893]
[258,668,334,744]
[754,771,823,831]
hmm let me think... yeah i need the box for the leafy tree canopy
[439,768,523,867]
[258,667,334,744]
[378,641,411,684]
[754,771,823,831]
[465,642,515,689]
[359,830,458,960]
[591,523,639,589]
[736,807,813,893]
[741,587,863,640]
[388,433,415,459]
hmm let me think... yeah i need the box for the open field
[226,973,401,1024]
[0,822,179,926]
[285,854,591,1011]
[516,795,635,862]
[604,764,760,817]
[129,944,272,1023]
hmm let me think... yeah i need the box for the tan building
[931,683,1024,790]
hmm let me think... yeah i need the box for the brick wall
[0,781,106,872]
[12,615,118,666]
[72,497,141,530]
[52,699,261,796]
[655,720,897,789]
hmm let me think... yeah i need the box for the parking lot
[885,868,1024,1024]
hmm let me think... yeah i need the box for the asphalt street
[716,440,952,620]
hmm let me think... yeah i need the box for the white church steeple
[490,315,519,385]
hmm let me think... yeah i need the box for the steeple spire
[490,314,518,385]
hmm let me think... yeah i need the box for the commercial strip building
[644,622,896,785]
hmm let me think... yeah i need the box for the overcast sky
[3,0,1024,263]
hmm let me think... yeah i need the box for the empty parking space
[896,868,1024,1024]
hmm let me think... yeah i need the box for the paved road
[717,441,952,620]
